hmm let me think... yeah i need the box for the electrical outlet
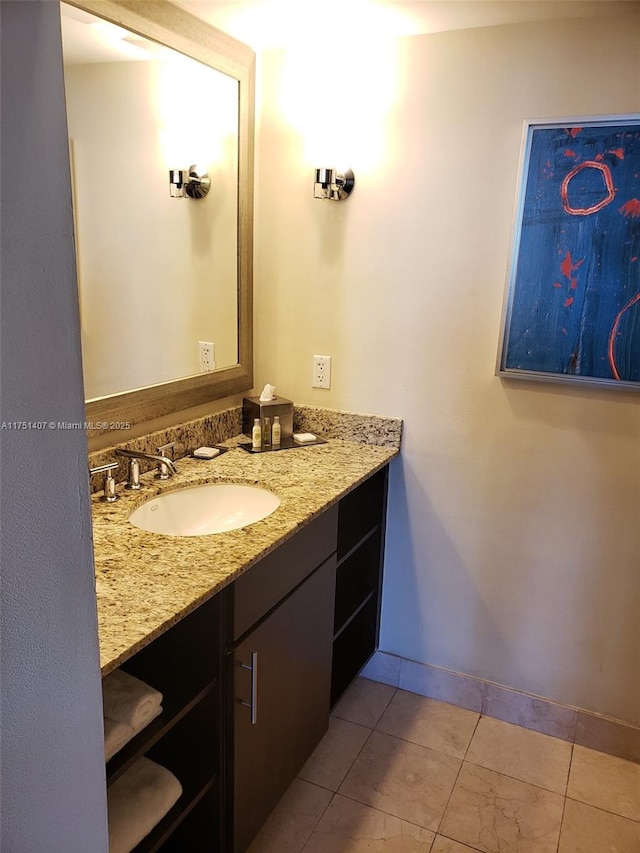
[199,341,216,372]
[312,355,332,389]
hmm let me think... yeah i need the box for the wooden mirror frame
[63,0,254,433]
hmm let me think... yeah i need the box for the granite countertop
[93,436,399,675]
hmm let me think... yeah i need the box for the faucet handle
[89,462,119,502]
[124,457,141,490]
[156,442,177,480]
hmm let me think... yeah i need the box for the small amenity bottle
[272,416,281,446]
[263,417,271,446]
[252,418,262,450]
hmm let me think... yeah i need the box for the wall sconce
[168,165,211,199]
[313,168,355,201]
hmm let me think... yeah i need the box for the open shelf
[133,777,216,852]
[106,681,216,784]
[331,594,379,706]
[109,688,221,852]
[334,529,381,634]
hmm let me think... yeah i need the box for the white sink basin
[128,483,280,536]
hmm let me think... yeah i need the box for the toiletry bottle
[252,418,262,450]
[272,416,281,446]
[263,417,271,447]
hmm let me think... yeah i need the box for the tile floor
[248,677,640,853]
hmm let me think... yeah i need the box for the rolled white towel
[102,670,163,731]
[108,756,182,853]
[104,704,163,762]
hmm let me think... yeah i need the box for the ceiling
[172,0,638,49]
[60,1,639,61]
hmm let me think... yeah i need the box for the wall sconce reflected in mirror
[169,165,211,199]
[313,168,355,201]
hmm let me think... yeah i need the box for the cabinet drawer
[233,504,338,640]
[337,468,386,559]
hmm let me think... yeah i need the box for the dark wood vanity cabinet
[227,508,338,853]
[105,464,389,852]
[228,466,389,852]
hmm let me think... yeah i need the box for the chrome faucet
[156,443,176,480]
[115,447,178,486]
[89,462,119,502]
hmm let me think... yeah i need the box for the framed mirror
[60,0,254,433]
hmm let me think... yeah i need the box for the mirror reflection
[60,3,240,401]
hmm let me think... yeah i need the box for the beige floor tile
[338,729,461,831]
[466,716,572,794]
[567,744,640,821]
[558,798,640,853]
[431,836,482,853]
[332,678,397,728]
[298,717,371,792]
[440,763,564,853]
[248,779,333,853]
[302,794,435,852]
[376,690,479,759]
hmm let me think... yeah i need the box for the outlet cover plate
[312,354,331,389]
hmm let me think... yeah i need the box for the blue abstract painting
[499,116,640,389]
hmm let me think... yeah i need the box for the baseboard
[361,651,640,765]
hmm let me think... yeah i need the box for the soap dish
[190,445,229,459]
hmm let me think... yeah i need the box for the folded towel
[104,704,163,762]
[108,757,182,853]
[102,670,163,731]
[104,718,134,762]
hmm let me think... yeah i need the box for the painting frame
[497,114,640,391]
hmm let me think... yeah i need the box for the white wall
[64,58,239,399]
[0,2,108,849]
[255,10,640,723]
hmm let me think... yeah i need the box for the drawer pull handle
[239,651,258,725]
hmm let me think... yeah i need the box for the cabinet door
[232,556,335,853]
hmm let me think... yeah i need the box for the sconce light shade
[169,165,211,199]
[314,168,355,201]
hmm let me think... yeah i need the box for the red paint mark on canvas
[570,278,578,290]
[632,257,638,263]
[608,292,640,380]
[560,253,573,279]
[565,149,577,158]
[561,161,615,215]
[553,282,562,289]
[560,252,583,281]
[568,127,582,138]
[609,148,624,160]
[595,153,604,161]
[619,199,640,218]
[564,297,574,307]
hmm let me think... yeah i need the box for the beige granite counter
[93,436,399,675]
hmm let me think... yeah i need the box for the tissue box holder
[242,396,294,439]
